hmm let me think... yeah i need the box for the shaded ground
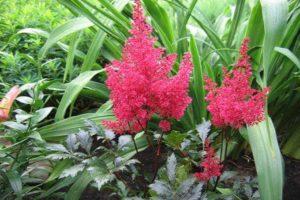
[81,188,119,200]
[284,156,300,200]
[80,154,300,200]
[80,146,167,200]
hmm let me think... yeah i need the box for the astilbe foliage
[194,140,222,181]
[205,38,268,129]
[103,0,192,134]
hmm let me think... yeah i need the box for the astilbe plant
[205,38,268,129]
[194,140,223,182]
[103,0,192,134]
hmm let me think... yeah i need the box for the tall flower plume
[205,38,268,129]
[194,140,222,181]
[0,86,21,122]
[102,0,193,134]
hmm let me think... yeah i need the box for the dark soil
[79,151,300,200]
[284,156,300,200]
[80,188,119,200]
[80,146,167,200]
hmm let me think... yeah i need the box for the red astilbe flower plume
[194,140,222,181]
[102,0,192,134]
[158,120,171,132]
[205,38,268,129]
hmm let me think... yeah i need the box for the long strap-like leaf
[55,70,104,121]
[260,0,288,86]
[247,117,284,200]
[39,17,93,59]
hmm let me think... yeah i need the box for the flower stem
[152,131,164,182]
[131,134,140,158]
[131,134,148,194]
[214,129,226,190]
[137,119,153,149]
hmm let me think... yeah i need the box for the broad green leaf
[98,0,131,27]
[246,2,264,70]
[2,121,28,131]
[58,0,125,43]
[81,0,130,72]
[18,28,86,60]
[79,81,109,100]
[65,171,93,200]
[172,0,233,66]
[48,81,109,100]
[166,153,177,182]
[149,180,173,198]
[38,177,75,199]
[247,117,283,200]
[164,131,187,149]
[40,111,113,141]
[60,164,85,178]
[65,136,148,200]
[226,0,246,47]
[81,29,105,72]
[260,0,288,85]
[64,31,83,82]
[274,47,300,70]
[143,0,175,52]
[55,70,104,121]
[29,132,44,142]
[6,170,22,198]
[32,107,54,124]
[16,96,33,105]
[97,100,112,113]
[177,0,198,55]
[39,17,93,59]
[46,159,73,182]
[190,35,206,123]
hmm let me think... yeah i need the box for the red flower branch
[103,0,192,134]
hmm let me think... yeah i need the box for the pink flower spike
[159,120,171,132]
[102,0,193,134]
[204,38,268,129]
[194,140,222,182]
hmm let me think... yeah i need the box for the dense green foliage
[0,0,299,199]
[0,0,70,85]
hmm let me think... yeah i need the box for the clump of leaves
[231,175,260,200]
[149,153,207,200]
[214,171,260,200]
[45,122,139,191]
[0,81,54,199]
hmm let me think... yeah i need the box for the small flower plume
[102,0,193,134]
[194,140,222,181]
[205,38,268,129]
[159,120,171,132]
[0,86,21,122]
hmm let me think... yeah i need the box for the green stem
[152,131,164,183]
[137,119,153,149]
[131,134,148,195]
[131,135,140,158]
[214,129,226,190]
[10,144,23,170]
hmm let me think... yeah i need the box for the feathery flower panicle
[194,140,222,181]
[102,0,192,134]
[204,38,268,129]
[159,120,171,132]
[0,86,21,122]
